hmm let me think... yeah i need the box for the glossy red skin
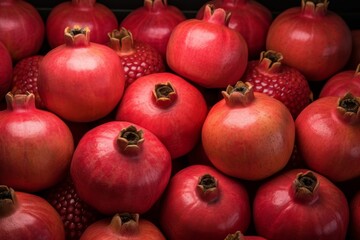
[38,36,125,122]
[0,190,65,240]
[116,72,208,159]
[159,164,251,240]
[120,0,186,60]
[295,96,360,182]
[0,0,44,62]
[0,41,12,99]
[202,92,295,180]
[70,121,172,215]
[350,191,360,240]
[46,0,118,49]
[196,0,272,59]
[166,8,248,88]
[0,94,74,192]
[266,2,352,81]
[80,216,166,240]
[319,68,360,98]
[253,169,349,240]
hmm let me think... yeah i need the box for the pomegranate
[241,50,312,118]
[266,0,352,81]
[160,164,251,240]
[202,81,295,180]
[70,121,172,215]
[319,64,360,98]
[166,4,248,88]
[0,0,44,62]
[80,213,166,240]
[46,0,118,49]
[38,26,125,122]
[253,169,349,240]
[115,72,208,159]
[0,92,74,192]
[119,0,186,60]
[196,0,272,59]
[295,93,360,182]
[0,185,65,240]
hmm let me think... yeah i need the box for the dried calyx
[222,81,255,106]
[224,231,246,240]
[292,171,319,203]
[117,125,144,155]
[196,174,219,203]
[0,185,17,217]
[153,82,177,108]
[64,25,91,46]
[111,213,140,234]
[108,28,135,56]
[336,93,360,123]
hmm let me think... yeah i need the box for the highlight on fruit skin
[37,25,126,122]
[166,4,249,88]
[265,0,352,81]
[0,92,74,193]
[295,92,360,182]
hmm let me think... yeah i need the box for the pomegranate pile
[0,0,359,239]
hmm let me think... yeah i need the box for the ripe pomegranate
[70,121,172,215]
[295,93,360,182]
[115,72,208,159]
[241,50,312,118]
[196,0,272,59]
[38,26,125,122]
[160,164,251,240]
[46,0,118,49]
[253,169,349,240]
[319,64,360,98]
[166,4,248,88]
[0,0,45,62]
[202,81,295,180]
[266,0,352,81]
[11,55,44,108]
[0,92,74,192]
